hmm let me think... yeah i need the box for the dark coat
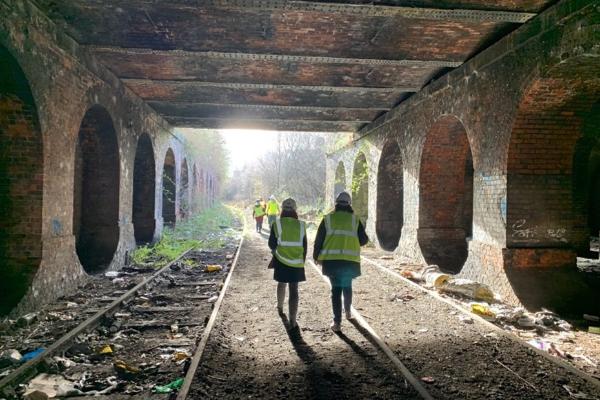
[268,210,307,282]
[312,205,369,286]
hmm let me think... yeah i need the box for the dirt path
[189,228,417,399]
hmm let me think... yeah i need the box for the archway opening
[180,158,189,218]
[0,46,44,314]
[192,163,198,212]
[208,175,213,206]
[132,133,156,244]
[352,152,369,224]
[505,62,600,313]
[162,148,176,227]
[73,105,120,274]
[572,102,600,259]
[199,168,205,209]
[334,161,346,198]
[418,116,473,273]
[588,141,600,256]
[376,140,404,251]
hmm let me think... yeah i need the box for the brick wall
[179,158,190,219]
[0,0,218,315]
[326,0,600,312]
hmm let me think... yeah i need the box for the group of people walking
[254,192,368,332]
[252,195,280,234]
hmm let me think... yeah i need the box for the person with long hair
[268,198,307,330]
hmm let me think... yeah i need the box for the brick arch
[418,115,473,273]
[506,67,600,252]
[0,45,44,314]
[504,55,600,312]
[73,105,120,274]
[352,151,369,224]
[334,160,346,198]
[376,139,404,251]
[162,148,177,227]
[180,158,189,218]
[132,133,156,244]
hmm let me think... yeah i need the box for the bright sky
[220,129,280,176]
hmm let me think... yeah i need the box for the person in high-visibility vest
[268,198,306,330]
[313,191,369,332]
[252,199,266,233]
[266,195,280,228]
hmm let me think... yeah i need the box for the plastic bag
[153,378,184,393]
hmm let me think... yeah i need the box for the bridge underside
[34,0,550,131]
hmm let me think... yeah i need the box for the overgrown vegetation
[178,129,229,188]
[131,203,239,267]
[224,132,327,209]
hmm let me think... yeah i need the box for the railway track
[4,213,598,399]
[306,259,435,400]
[179,224,431,399]
[0,225,244,399]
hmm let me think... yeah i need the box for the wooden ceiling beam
[122,78,414,93]
[89,46,462,68]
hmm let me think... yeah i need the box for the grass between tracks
[132,203,240,267]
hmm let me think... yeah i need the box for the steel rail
[360,255,600,392]
[177,210,247,399]
[0,248,194,397]
[307,260,435,400]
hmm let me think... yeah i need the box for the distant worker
[266,195,280,228]
[313,191,368,332]
[252,199,266,233]
[269,198,307,330]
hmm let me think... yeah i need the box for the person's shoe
[345,310,354,320]
[330,321,341,332]
[288,320,298,331]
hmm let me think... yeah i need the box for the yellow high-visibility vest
[273,217,306,268]
[254,204,265,217]
[317,211,361,262]
[266,200,280,216]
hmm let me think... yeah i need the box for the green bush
[131,203,239,267]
